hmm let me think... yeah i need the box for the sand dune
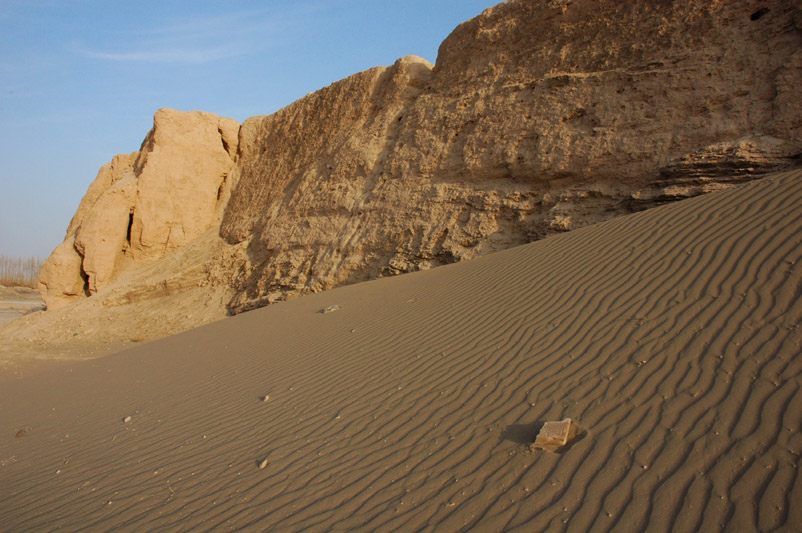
[2,170,801,531]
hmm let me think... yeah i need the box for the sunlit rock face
[39,109,238,308]
[41,0,802,316]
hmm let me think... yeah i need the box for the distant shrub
[0,254,45,289]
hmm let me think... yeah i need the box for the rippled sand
[1,171,801,531]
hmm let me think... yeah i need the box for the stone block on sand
[532,418,578,452]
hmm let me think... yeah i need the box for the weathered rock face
[220,0,802,312]
[38,152,138,308]
[74,171,137,295]
[130,109,239,262]
[39,109,238,308]
[37,240,86,304]
[39,0,802,321]
[219,56,442,309]
[407,0,802,183]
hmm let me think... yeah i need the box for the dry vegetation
[0,254,44,288]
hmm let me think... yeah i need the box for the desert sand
[0,287,43,328]
[1,170,800,531]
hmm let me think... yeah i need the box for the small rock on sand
[532,418,579,452]
[122,416,132,423]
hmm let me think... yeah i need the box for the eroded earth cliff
[6,0,801,359]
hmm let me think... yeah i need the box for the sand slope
[1,170,801,531]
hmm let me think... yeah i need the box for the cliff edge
[13,0,802,357]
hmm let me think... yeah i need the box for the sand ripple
[1,171,801,531]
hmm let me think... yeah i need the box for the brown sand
[0,287,43,327]
[0,227,232,375]
[1,170,801,531]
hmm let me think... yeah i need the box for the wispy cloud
[134,9,269,37]
[71,9,284,65]
[74,44,245,64]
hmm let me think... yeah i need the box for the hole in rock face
[218,126,232,155]
[750,8,769,20]
[126,212,134,244]
[79,265,91,297]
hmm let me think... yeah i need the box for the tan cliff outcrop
[130,110,238,262]
[28,0,802,347]
[220,0,802,312]
[38,109,238,308]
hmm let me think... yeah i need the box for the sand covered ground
[0,233,232,377]
[1,170,801,531]
[0,287,43,327]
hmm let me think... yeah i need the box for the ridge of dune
[5,0,800,359]
[2,170,801,530]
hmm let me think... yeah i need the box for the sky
[0,0,497,259]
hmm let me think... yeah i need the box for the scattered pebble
[258,458,269,469]
[122,416,132,423]
[261,395,270,402]
[15,427,30,438]
[321,304,340,314]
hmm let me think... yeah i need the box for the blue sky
[0,0,496,259]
